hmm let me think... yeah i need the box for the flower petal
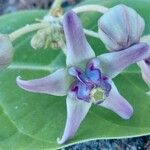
[137,60,150,87]
[16,68,71,96]
[98,42,150,78]
[57,94,92,144]
[63,11,95,66]
[99,80,133,119]
[76,82,91,101]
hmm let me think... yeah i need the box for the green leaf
[0,1,150,149]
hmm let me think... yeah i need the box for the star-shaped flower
[16,11,150,144]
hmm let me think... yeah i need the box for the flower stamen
[90,87,105,104]
[69,58,111,103]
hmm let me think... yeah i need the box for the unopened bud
[47,23,65,49]
[0,34,13,70]
[31,28,50,50]
[98,4,145,51]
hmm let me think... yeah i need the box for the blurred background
[0,0,80,14]
[0,0,150,150]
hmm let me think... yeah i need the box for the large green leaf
[0,0,150,149]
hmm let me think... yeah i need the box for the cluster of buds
[31,16,65,50]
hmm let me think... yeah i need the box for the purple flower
[16,11,150,144]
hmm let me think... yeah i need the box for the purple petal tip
[122,105,133,120]
[16,76,30,92]
[63,11,79,33]
[64,10,77,23]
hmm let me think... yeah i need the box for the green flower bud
[0,34,13,70]
[47,23,65,49]
[98,4,145,51]
[31,28,49,50]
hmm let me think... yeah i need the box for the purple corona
[69,58,111,103]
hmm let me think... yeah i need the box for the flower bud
[98,4,145,51]
[0,34,13,70]
[31,28,49,50]
[48,23,65,49]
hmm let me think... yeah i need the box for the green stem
[9,0,63,42]
[9,23,48,42]
[84,29,99,39]
[9,4,108,42]
[50,0,62,10]
[73,4,109,14]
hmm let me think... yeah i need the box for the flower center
[90,88,105,104]
[69,58,111,103]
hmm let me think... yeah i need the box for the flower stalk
[72,4,109,14]
[8,0,64,43]
[9,23,49,42]
[8,4,108,43]
[49,0,63,17]
[8,20,99,44]
[84,29,99,38]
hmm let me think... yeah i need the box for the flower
[98,4,145,51]
[16,11,150,144]
[98,4,150,94]
[0,34,13,70]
